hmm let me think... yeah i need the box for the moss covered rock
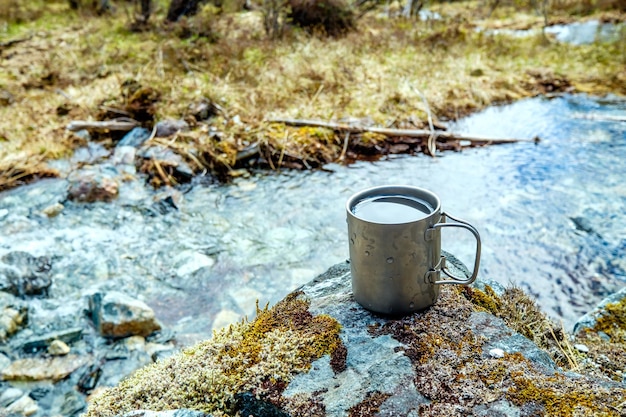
[86,262,626,417]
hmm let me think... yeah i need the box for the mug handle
[425,212,481,285]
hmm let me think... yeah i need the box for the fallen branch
[0,35,32,50]
[268,118,540,144]
[66,119,140,132]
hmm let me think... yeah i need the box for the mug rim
[346,185,442,225]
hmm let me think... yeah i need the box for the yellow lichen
[593,298,626,342]
[85,292,342,417]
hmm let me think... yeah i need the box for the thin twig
[339,132,350,162]
[67,119,139,132]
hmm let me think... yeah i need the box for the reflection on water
[545,20,625,45]
[0,94,624,343]
[172,93,626,332]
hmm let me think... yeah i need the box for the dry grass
[1,0,625,190]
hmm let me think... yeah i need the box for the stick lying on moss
[269,118,541,145]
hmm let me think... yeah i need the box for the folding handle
[427,212,481,285]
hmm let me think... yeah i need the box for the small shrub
[288,0,355,37]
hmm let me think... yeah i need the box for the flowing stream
[1,94,625,349]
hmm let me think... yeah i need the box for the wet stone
[20,327,82,353]
[0,292,28,341]
[1,355,89,381]
[48,340,71,356]
[155,119,189,138]
[112,146,138,167]
[52,389,87,417]
[5,394,39,416]
[0,353,10,371]
[67,165,120,203]
[0,251,52,297]
[42,202,65,217]
[118,127,151,148]
[89,291,161,338]
[172,250,215,277]
[0,387,24,407]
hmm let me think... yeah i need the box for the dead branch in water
[268,118,540,145]
[66,119,140,132]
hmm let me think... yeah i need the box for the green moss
[461,285,502,315]
[85,292,342,417]
[374,286,626,416]
[462,285,579,369]
[507,371,621,417]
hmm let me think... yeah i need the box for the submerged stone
[67,165,120,203]
[89,291,161,338]
[1,355,88,381]
[118,128,151,148]
[0,292,28,341]
[0,251,53,297]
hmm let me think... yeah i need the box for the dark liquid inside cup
[352,195,434,224]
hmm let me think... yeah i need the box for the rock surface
[0,251,52,296]
[89,291,161,338]
[1,355,89,381]
[67,165,120,202]
[0,292,28,341]
[573,286,626,336]
[84,262,626,417]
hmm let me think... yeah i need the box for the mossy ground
[370,284,626,416]
[1,0,625,190]
[85,292,343,417]
[575,296,626,382]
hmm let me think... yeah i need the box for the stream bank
[0,93,625,416]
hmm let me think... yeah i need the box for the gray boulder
[89,291,161,338]
[84,263,626,417]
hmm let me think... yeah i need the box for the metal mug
[346,185,481,315]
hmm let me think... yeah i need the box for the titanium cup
[346,185,481,315]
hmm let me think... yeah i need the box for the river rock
[20,327,83,353]
[5,394,39,416]
[0,251,52,297]
[48,340,71,356]
[67,165,120,203]
[118,127,151,148]
[89,292,161,338]
[1,355,88,381]
[172,250,215,277]
[0,387,24,407]
[0,292,28,341]
[84,262,626,417]
[155,119,189,138]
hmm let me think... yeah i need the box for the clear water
[352,195,433,223]
[0,94,624,345]
[482,20,625,45]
